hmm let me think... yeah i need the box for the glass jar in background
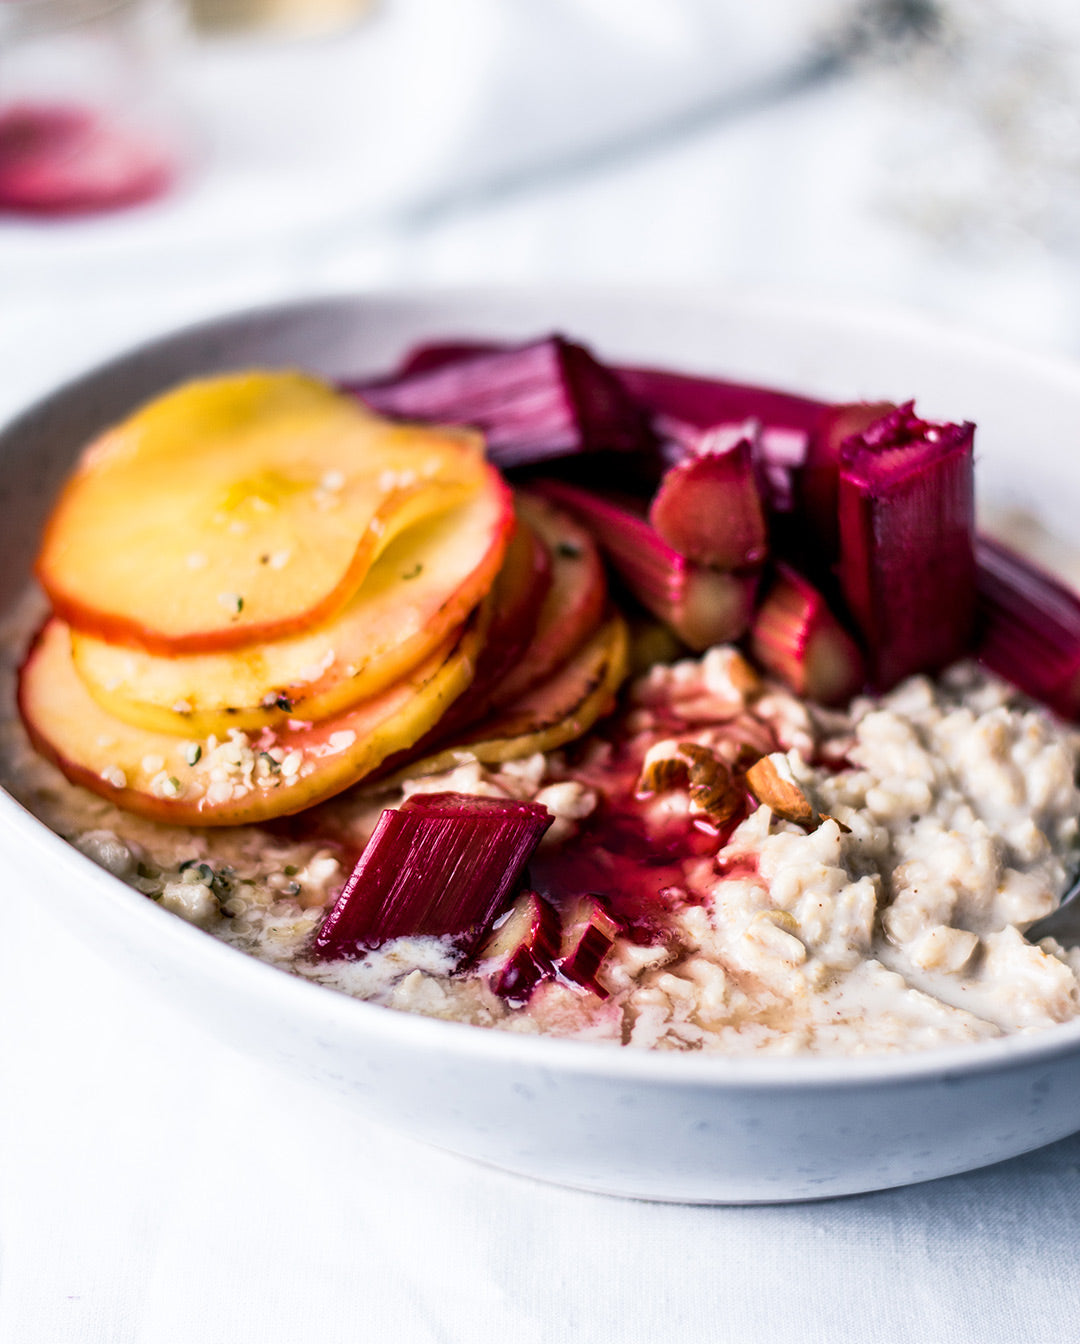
[0,0,189,217]
[187,0,375,37]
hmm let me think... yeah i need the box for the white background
[3,3,1080,1338]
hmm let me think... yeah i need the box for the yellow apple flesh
[18,613,484,826]
[70,467,513,736]
[37,371,487,654]
[382,613,628,783]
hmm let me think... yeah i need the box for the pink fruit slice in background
[0,103,175,216]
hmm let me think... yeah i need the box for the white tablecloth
[3,5,1080,1339]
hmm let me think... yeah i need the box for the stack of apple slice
[18,371,627,826]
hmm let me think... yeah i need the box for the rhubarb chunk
[394,348,827,449]
[537,480,757,651]
[648,439,767,570]
[476,889,561,1004]
[556,894,622,998]
[837,403,975,690]
[351,337,650,469]
[801,401,897,559]
[615,365,825,440]
[975,536,1080,719]
[751,565,865,705]
[396,340,498,376]
[310,792,553,958]
[618,365,826,515]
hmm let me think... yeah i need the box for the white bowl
[3,289,1080,1204]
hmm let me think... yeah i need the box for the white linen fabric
[3,2,1080,1339]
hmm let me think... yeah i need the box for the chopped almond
[745,756,816,830]
[638,753,690,795]
[637,740,742,823]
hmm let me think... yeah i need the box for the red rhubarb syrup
[529,750,748,940]
[0,103,175,216]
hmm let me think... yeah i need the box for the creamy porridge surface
[4,590,1080,1056]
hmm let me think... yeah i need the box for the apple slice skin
[37,372,487,655]
[489,492,607,710]
[18,615,483,827]
[454,510,554,713]
[461,613,627,751]
[400,492,604,765]
[392,511,554,760]
[69,468,514,737]
[382,614,629,783]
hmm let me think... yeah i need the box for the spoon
[1025,871,1080,945]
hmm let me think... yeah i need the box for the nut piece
[819,813,852,835]
[745,755,816,830]
[638,752,690,795]
[678,742,741,824]
[638,740,743,823]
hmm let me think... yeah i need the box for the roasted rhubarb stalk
[975,536,1080,719]
[537,479,757,651]
[396,340,497,375]
[393,348,826,442]
[350,336,650,469]
[310,792,553,959]
[476,889,561,1004]
[385,344,826,511]
[614,365,825,440]
[801,401,897,559]
[751,565,864,705]
[837,403,975,691]
[647,438,767,571]
[617,366,825,515]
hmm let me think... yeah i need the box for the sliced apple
[432,508,552,730]
[382,613,629,782]
[489,491,606,709]
[18,614,483,827]
[69,466,514,736]
[387,508,554,773]
[37,371,487,654]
